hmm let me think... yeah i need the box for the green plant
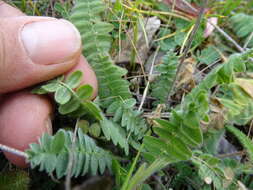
[123,49,253,189]
[69,0,147,145]
[230,14,253,48]
[196,45,221,65]
[33,70,102,120]
[3,1,253,189]
[70,0,131,106]
[26,129,112,178]
[150,51,179,105]
[226,125,253,162]
[0,170,30,190]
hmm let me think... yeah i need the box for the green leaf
[144,136,191,161]
[230,14,253,48]
[226,125,253,162]
[38,154,57,173]
[50,130,65,153]
[27,129,112,178]
[31,86,48,94]
[40,133,52,152]
[59,97,80,115]
[100,119,129,154]
[89,123,101,137]
[65,70,83,89]
[70,0,131,107]
[78,120,89,134]
[42,82,61,92]
[122,159,168,190]
[82,101,103,121]
[154,119,177,133]
[197,45,220,65]
[55,153,68,178]
[55,86,72,105]
[76,85,93,100]
[122,98,136,109]
[151,52,178,105]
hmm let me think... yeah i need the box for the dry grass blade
[167,0,209,103]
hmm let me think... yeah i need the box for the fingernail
[21,19,81,65]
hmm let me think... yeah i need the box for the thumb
[0,16,81,93]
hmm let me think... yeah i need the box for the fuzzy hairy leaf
[82,101,103,121]
[197,45,221,65]
[151,51,178,105]
[59,97,81,115]
[144,49,253,164]
[42,82,61,92]
[26,129,112,178]
[70,0,146,145]
[218,82,253,125]
[226,125,253,162]
[192,153,225,190]
[70,0,131,106]
[106,99,147,138]
[100,119,129,155]
[230,14,253,48]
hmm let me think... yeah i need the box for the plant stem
[209,21,244,53]
[65,119,80,190]
[208,20,253,62]
[0,143,28,158]
[244,31,253,49]
[138,46,160,111]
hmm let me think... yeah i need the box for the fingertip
[0,91,53,167]
[0,16,82,93]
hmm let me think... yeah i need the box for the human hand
[0,1,98,167]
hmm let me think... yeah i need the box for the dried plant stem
[209,22,244,53]
[65,119,80,190]
[0,143,28,158]
[209,21,253,62]
[218,150,246,159]
[167,0,208,103]
[138,46,160,111]
[244,31,253,49]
